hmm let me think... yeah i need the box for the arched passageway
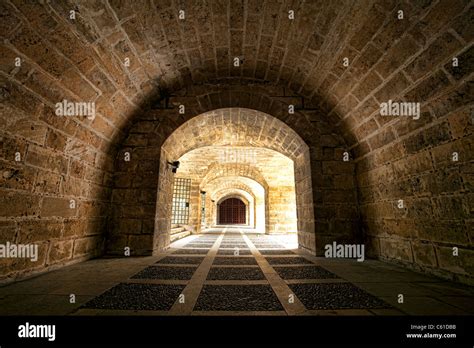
[217,197,247,225]
[150,107,311,254]
[0,2,471,323]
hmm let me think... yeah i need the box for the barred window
[171,178,191,224]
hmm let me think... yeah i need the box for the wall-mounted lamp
[167,161,180,173]
[200,191,206,195]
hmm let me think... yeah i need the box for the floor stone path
[1,230,472,316]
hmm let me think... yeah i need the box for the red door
[218,198,246,224]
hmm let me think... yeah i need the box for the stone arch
[216,193,249,206]
[212,187,257,229]
[200,163,269,192]
[2,1,470,285]
[152,107,309,252]
[216,194,249,226]
[204,176,265,232]
[209,182,255,201]
[161,107,310,161]
[107,83,358,260]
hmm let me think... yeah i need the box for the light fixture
[167,161,180,173]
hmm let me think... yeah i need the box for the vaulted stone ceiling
[177,146,295,187]
[1,0,472,283]
[203,176,265,203]
[3,0,471,150]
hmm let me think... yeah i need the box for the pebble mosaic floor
[1,229,473,316]
[79,230,391,314]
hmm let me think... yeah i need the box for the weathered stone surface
[436,246,473,276]
[0,221,17,243]
[0,192,41,217]
[0,1,470,286]
[405,32,462,81]
[17,220,62,243]
[47,239,74,264]
[379,238,413,263]
[412,241,437,267]
[41,197,78,218]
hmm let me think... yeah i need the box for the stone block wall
[307,142,360,255]
[3,0,469,285]
[267,186,297,234]
[106,112,175,255]
[187,180,201,232]
[0,93,111,282]
[319,1,474,283]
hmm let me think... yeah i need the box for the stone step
[170,230,191,242]
[171,226,186,234]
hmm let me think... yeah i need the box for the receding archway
[154,107,313,254]
[217,196,247,225]
[107,84,358,261]
[204,176,264,232]
[213,189,255,228]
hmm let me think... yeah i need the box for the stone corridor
[1,229,472,316]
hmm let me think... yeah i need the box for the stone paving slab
[0,294,94,315]
[220,243,246,246]
[435,296,474,314]
[354,282,444,297]
[82,283,185,311]
[184,244,214,248]
[302,309,374,316]
[207,267,266,280]
[218,246,250,250]
[181,242,212,245]
[156,256,205,265]
[213,257,258,265]
[416,282,474,296]
[289,283,392,310]
[192,310,286,316]
[259,249,297,255]
[173,249,209,255]
[251,242,283,245]
[217,249,252,255]
[254,245,284,249]
[72,308,174,316]
[194,285,283,311]
[131,266,197,280]
[1,232,472,316]
[380,296,469,315]
[124,279,188,286]
[265,257,314,265]
[274,266,340,280]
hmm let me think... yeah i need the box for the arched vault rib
[161,108,310,162]
[208,182,256,201]
[200,163,268,192]
[214,190,253,206]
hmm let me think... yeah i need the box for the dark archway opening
[218,197,247,225]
